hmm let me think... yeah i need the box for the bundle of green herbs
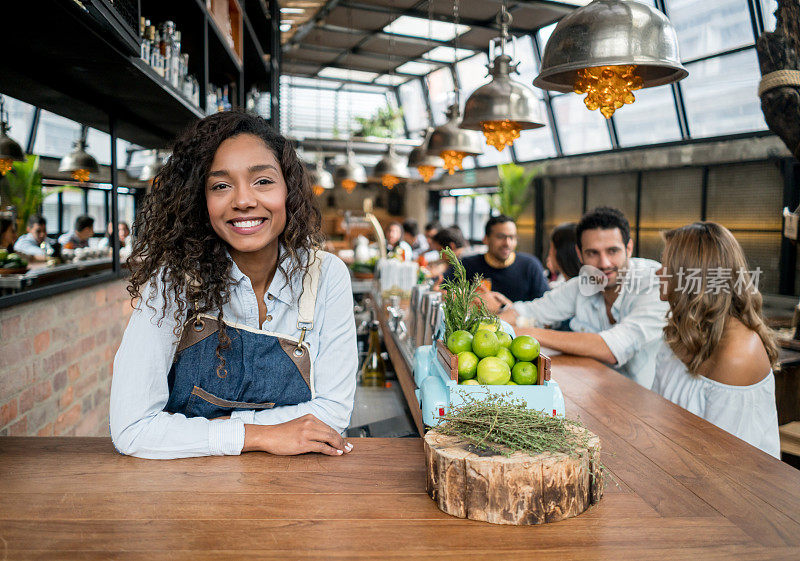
[439,247,491,340]
[437,391,593,457]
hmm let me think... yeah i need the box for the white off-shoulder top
[652,339,780,459]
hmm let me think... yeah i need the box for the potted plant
[1,155,73,233]
[490,162,542,220]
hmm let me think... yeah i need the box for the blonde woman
[653,222,780,458]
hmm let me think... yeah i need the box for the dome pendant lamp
[533,0,688,119]
[461,5,544,151]
[139,149,165,182]
[0,96,24,176]
[334,151,367,193]
[59,125,99,182]
[407,128,443,183]
[372,145,409,189]
[427,104,482,175]
[309,159,334,196]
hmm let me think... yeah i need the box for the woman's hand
[242,414,353,456]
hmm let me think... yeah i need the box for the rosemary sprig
[439,247,490,340]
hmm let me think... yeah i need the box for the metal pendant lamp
[371,145,409,189]
[59,125,99,182]
[139,150,165,182]
[426,103,482,175]
[334,151,367,193]
[461,6,544,152]
[533,0,688,119]
[0,96,25,175]
[309,159,334,196]
[407,128,443,183]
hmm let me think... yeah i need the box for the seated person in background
[546,222,581,288]
[14,214,52,261]
[428,226,467,278]
[422,221,442,263]
[652,222,780,458]
[0,216,18,251]
[495,207,669,388]
[424,221,441,248]
[58,214,94,249]
[385,221,412,261]
[402,218,429,259]
[445,214,548,302]
[99,221,131,250]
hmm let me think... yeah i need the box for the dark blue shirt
[445,252,549,302]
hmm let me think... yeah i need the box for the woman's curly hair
[127,111,323,374]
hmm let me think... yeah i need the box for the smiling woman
[110,112,357,459]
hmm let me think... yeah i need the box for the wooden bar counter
[2,352,800,559]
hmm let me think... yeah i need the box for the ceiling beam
[288,0,344,48]
[286,42,449,69]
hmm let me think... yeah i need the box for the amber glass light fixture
[573,65,644,119]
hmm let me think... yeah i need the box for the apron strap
[295,251,323,356]
[297,251,323,331]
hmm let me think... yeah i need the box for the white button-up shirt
[513,257,669,388]
[110,250,357,459]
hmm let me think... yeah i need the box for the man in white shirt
[493,207,669,388]
[14,214,51,262]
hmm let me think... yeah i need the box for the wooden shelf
[0,0,204,148]
[242,11,270,91]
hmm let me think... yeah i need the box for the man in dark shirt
[444,215,549,302]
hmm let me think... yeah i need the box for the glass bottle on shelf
[140,19,151,63]
[171,31,182,88]
[216,87,225,112]
[361,321,386,387]
[151,29,164,77]
[222,86,232,111]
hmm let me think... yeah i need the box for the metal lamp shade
[371,150,410,183]
[461,55,545,131]
[533,0,688,93]
[333,157,367,188]
[408,147,443,171]
[139,151,164,182]
[0,128,24,163]
[408,128,443,168]
[426,104,483,158]
[309,161,334,190]
[59,140,99,174]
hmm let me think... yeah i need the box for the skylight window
[383,16,470,41]
[395,60,439,75]
[374,75,409,86]
[422,46,473,62]
[318,67,379,82]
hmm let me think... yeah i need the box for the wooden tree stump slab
[424,429,603,525]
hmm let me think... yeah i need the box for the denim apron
[164,256,322,419]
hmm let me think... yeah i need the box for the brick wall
[0,279,133,436]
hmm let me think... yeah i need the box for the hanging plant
[354,105,404,138]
